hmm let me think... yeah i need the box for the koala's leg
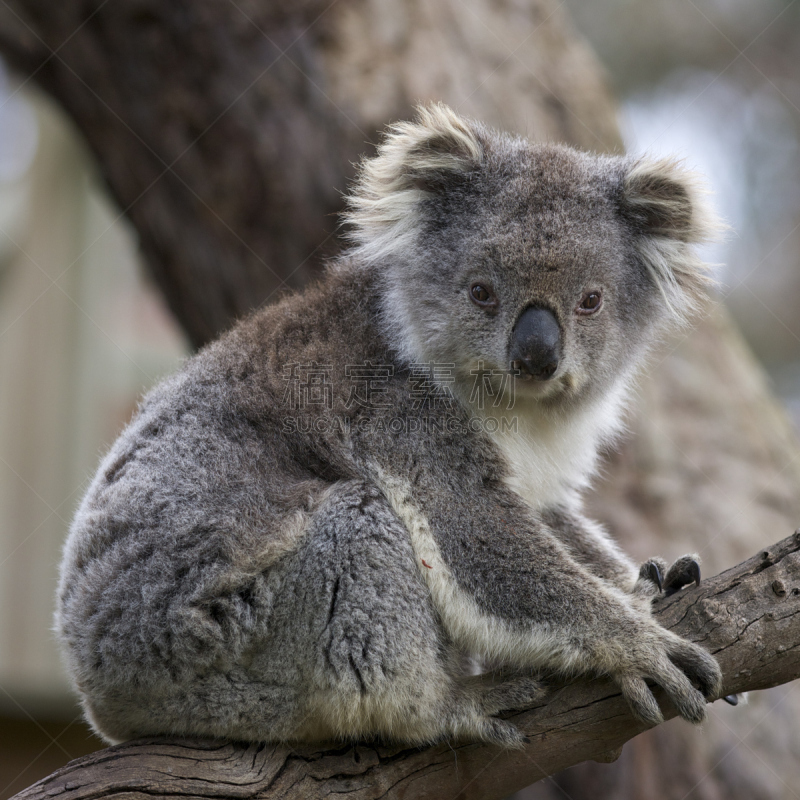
[273,479,532,747]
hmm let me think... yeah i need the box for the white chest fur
[481,388,627,511]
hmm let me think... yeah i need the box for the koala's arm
[353,414,721,726]
[541,507,703,603]
[539,506,638,592]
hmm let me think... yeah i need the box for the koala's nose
[510,305,561,381]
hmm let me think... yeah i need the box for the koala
[57,103,723,749]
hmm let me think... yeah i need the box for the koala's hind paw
[480,676,547,715]
[478,717,529,749]
[664,554,701,596]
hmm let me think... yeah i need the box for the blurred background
[0,0,800,798]
[566,0,800,417]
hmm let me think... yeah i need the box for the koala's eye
[470,283,498,310]
[577,291,603,315]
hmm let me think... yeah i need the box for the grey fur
[57,104,722,748]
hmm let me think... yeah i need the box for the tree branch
[13,531,800,800]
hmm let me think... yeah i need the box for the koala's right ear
[344,103,484,263]
[620,158,722,319]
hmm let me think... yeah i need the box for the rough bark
[2,2,800,799]
[12,531,800,800]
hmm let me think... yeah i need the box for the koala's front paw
[634,554,701,601]
[613,624,722,726]
[663,554,702,596]
[635,556,667,597]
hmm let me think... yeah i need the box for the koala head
[345,103,720,408]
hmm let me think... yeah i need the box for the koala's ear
[391,103,484,191]
[344,103,484,262]
[621,158,722,318]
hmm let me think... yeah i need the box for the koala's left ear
[621,158,722,318]
[344,103,484,263]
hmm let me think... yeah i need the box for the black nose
[510,305,561,381]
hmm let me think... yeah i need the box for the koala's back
[56,274,400,742]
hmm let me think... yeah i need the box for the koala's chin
[56,102,723,749]
[512,369,575,402]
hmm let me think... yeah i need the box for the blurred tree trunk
[1,1,799,799]
[0,0,621,347]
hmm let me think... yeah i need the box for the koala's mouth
[511,369,578,403]
[510,359,558,382]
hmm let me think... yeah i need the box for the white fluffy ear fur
[344,102,483,264]
[622,158,723,319]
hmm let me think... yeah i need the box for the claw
[646,561,663,592]
[722,694,739,706]
[665,558,701,596]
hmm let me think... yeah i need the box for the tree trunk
[0,0,620,348]
[2,1,799,798]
